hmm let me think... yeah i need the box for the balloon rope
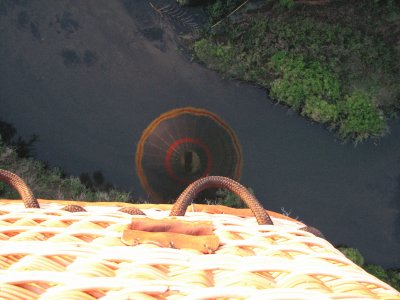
[170,176,273,225]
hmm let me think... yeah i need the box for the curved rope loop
[0,169,87,212]
[0,169,40,208]
[170,176,273,225]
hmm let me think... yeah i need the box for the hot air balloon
[136,107,243,202]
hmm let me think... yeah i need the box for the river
[0,0,399,268]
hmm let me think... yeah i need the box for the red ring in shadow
[165,137,212,185]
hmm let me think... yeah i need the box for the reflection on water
[0,0,399,267]
[135,107,242,201]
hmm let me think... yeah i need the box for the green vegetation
[191,0,400,142]
[278,0,294,9]
[215,187,252,208]
[207,0,244,23]
[338,247,400,291]
[269,52,340,120]
[338,91,387,141]
[338,247,365,266]
[0,134,132,202]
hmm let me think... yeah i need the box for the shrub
[338,91,387,142]
[279,0,295,9]
[215,187,252,208]
[194,38,236,73]
[386,269,400,291]
[207,0,244,23]
[339,246,400,290]
[0,120,37,158]
[0,136,132,202]
[364,264,391,282]
[302,96,339,123]
[269,52,340,112]
[338,247,365,266]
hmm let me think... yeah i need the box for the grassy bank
[0,134,132,202]
[190,0,399,142]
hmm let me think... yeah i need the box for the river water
[0,0,399,267]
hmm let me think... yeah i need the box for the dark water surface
[0,0,399,267]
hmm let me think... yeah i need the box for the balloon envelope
[136,107,243,202]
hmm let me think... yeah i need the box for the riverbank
[1,132,399,290]
[0,131,132,202]
[184,0,400,142]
